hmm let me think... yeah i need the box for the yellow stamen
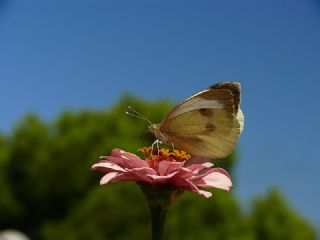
[138,146,191,162]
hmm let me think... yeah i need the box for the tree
[0,135,23,228]
[250,189,316,240]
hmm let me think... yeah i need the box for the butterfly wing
[158,82,244,158]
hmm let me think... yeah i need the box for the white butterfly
[148,82,244,158]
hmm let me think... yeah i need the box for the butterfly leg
[151,139,162,155]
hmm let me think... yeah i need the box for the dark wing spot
[199,108,213,117]
[205,123,216,133]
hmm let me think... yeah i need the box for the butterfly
[147,82,244,159]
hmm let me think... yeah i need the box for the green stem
[139,183,183,240]
[149,205,167,240]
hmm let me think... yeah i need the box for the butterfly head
[149,124,168,143]
[148,123,159,135]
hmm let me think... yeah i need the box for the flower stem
[139,183,183,240]
[149,205,167,240]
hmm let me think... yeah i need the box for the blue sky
[1,0,320,230]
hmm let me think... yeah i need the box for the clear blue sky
[1,0,320,230]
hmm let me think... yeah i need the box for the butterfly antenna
[125,106,153,126]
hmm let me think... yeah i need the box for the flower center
[138,146,191,171]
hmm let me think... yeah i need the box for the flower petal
[158,161,184,176]
[174,178,213,198]
[91,161,126,173]
[100,172,145,184]
[192,168,233,191]
[147,171,180,183]
[186,162,214,174]
[173,167,194,179]
[100,172,119,185]
[128,167,158,182]
[109,172,146,182]
[100,149,148,169]
[117,150,149,167]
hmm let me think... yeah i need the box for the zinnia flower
[91,147,232,198]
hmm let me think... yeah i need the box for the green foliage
[250,189,316,240]
[0,135,23,227]
[41,183,149,240]
[167,190,252,240]
[0,95,317,239]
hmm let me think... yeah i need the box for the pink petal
[108,149,148,168]
[172,167,194,179]
[174,177,198,191]
[190,167,224,181]
[158,161,184,176]
[101,156,135,168]
[174,178,213,198]
[186,162,214,174]
[101,151,148,169]
[91,161,126,173]
[118,150,149,167]
[147,171,180,183]
[110,149,142,163]
[127,167,158,182]
[193,168,233,191]
[108,172,145,182]
[100,172,145,184]
[110,149,123,157]
[100,172,119,184]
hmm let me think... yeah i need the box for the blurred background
[0,0,319,239]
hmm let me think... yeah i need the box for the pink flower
[91,148,232,198]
